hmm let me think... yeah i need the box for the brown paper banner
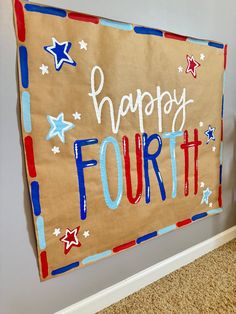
[14,0,227,280]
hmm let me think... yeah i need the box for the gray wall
[0,1,235,313]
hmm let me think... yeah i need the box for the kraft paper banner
[14,0,227,280]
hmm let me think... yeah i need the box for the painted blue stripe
[51,262,80,276]
[207,208,223,215]
[22,91,31,133]
[24,4,66,17]
[158,224,176,235]
[208,41,224,49]
[136,231,157,244]
[82,250,112,265]
[36,216,46,250]
[19,46,28,88]
[134,26,163,37]
[31,181,41,216]
[221,95,224,118]
[192,212,208,221]
[219,164,222,184]
[100,19,133,31]
[187,38,208,46]
[220,142,223,164]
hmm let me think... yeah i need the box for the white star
[73,112,82,120]
[178,66,183,73]
[39,64,49,75]
[83,230,90,238]
[209,202,213,208]
[79,40,88,50]
[212,146,216,152]
[200,182,205,188]
[199,121,204,127]
[200,53,205,61]
[51,146,60,154]
[53,228,61,236]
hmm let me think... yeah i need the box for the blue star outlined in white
[201,187,212,205]
[44,37,76,71]
[204,125,216,144]
[46,113,75,143]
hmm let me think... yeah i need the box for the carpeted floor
[99,239,236,314]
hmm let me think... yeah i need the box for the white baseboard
[56,226,236,314]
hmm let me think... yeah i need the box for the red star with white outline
[60,226,81,254]
[186,55,201,78]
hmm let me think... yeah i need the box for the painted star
[200,53,205,60]
[204,125,216,144]
[53,228,61,237]
[209,202,213,208]
[186,55,201,78]
[60,226,81,255]
[199,121,204,127]
[39,64,49,75]
[73,112,82,120]
[200,181,205,188]
[44,37,76,71]
[51,146,60,154]
[46,113,74,143]
[201,187,212,205]
[83,230,90,238]
[178,66,183,73]
[79,40,88,50]
[212,146,216,152]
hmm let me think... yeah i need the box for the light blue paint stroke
[187,38,208,46]
[158,224,176,235]
[100,18,133,31]
[37,216,46,250]
[100,137,123,209]
[163,131,183,199]
[207,208,223,215]
[82,250,112,265]
[22,91,31,133]
[220,142,223,164]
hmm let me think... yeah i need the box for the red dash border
[24,136,37,178]
[176,218,192,228]
[68,12,99,24]
[40,251,49,279]
[14,0,26,42]
[218,185,222,207]
[113,240,136,253]
[164,32,187,41]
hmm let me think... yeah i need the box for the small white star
[212,146,216,152]
[200,53,205,61]
[200,182,205,188]
[209,202,213,208]
[51,146,60,154]
[79,40,87,50]
[178,66,183,73]
[73,112,82,120]
[83,230,90,238]
[40,64,49,75]
[53,228,61,236]
[199,121,204,127]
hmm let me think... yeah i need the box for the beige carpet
[99,239,236,314]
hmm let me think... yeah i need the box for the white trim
[55,226,236,314]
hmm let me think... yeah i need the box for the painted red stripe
[176,218,192,228]
[221,119,223,141]
[113,240,136,253]
[14,0,26,42]
[40,251,48,279]
[218,185,222,207]
[24,136,37,178]
[224,44,228,70]
[68,12,99,24]
[165,32,187,41]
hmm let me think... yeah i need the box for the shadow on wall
[15,59,38,260]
